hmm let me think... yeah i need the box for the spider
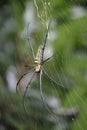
[16,21,64,112]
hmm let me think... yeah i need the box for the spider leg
[16,68,35,93]
[43,69,64,88]
[39,70,45,105]
[23,71,35,113]
[43,55,53,64]
[40,70,54,114]
[27,23,35,59]
[43,51,59,64]
[24,64,35,67]
[41,20,52,61]
[44,20,52,45]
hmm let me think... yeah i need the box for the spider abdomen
[34,45,43,64]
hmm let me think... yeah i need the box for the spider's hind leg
[23,71,35,113]
[43,55,53,64]
[16,68,35,93]
[39,70,55,115]
[43,69,64,88]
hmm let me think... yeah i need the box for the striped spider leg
[16,20,64,114]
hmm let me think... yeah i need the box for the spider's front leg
[41,20,52,61]
[26,23,35,59]
[43,69,64,88]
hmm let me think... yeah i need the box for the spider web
[16,1,87,130]
[1,0,87,130]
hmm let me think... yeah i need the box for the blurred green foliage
[0,0,87,130]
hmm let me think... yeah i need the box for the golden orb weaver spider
[16,21,64,113]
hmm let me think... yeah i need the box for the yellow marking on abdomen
[34,45,42,64]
